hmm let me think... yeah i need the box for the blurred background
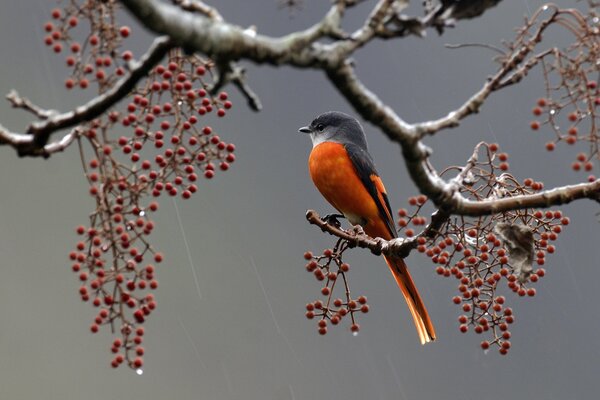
[0,1,598,399]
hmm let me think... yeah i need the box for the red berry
[119,26,131,37]
[530,121,540,130]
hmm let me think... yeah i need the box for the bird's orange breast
[308,142,389,238]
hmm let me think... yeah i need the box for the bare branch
[449,179,600,216]
[7,90,56,120]
[210,61,262,111]
[120,0,345,68]
[414,7,561,138]
[0,124,81,157]
[306,209,451,260]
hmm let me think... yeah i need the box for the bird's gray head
[298,111,368,150]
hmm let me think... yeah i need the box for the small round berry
[119,26,131,37]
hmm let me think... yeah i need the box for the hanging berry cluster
[303,239,369,336]
[44,0,134,92]
[46,1,236,370]
[525,5,599,177]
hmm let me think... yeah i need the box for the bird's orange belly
[308,142,381,231]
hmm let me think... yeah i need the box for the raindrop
[549,109,556,115]
[483,349,490,355]
[126,225,133,231]
[593,17,599,24]
[136,368,143,375]
[352,331,358,337]
[139,210,146,217]
[542,5,548,11]
[177,101,183,106]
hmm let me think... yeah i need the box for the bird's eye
[316,124,325,132]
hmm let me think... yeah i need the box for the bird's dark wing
[344,143,397,239]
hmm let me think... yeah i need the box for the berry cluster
[44,0,132,92]
[303,240,368,336]
[525,5,599,178]
[44,2,236,369]
[407,143,568,354]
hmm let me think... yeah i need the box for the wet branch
[0,36,173,157]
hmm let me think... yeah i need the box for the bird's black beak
[298,126,312,134]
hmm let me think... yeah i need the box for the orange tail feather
[384,256,436,344]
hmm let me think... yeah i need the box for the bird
[299,111,436,344]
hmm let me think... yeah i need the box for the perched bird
[299,111,436,344]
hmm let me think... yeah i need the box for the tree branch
[306,209,451,260]
[120,0,345,68]
[0,36,173,157]
[449,179,600,216]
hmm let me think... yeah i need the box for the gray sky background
[0,1,598,399]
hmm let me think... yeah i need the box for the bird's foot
[322,213,345,228]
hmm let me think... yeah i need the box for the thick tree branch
[120,0,345,68]
[449,179,600,216]
[0,125,80,157]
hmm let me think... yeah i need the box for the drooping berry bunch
[408,143,568,354]
[44,0,133,91]
[303,239,369,336]
[45,2,236,369]
[525,5,599,177]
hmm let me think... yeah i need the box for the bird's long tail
[384,256,436,344]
